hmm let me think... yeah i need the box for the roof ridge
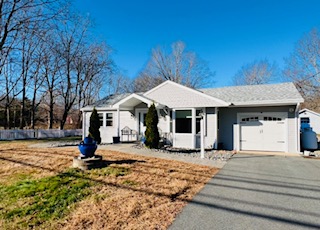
[199,82,294,91]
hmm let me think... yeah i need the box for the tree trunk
[60,110,68,130]
[5,104,10,129]
[48,92,54,129]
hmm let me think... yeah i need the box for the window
[98,113,103,127]
[301,117,310,124]
[263,116,282,121]
[241,117,259,122]
[176,110,192,133]
[106,113,113,126]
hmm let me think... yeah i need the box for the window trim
[175,109,192,134]
[106,112,113,127]
[174,108,206,135]
[98,112,104,127]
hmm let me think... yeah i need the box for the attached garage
[239,113,287,152]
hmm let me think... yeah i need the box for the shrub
[145,103,160,148]
[89,107,101,144]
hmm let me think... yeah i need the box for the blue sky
[75,0,320,87]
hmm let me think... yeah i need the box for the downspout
[296,103,301,153]
[82,111,86,139]
[192,108,196,148]
[117,107,120,137]
[214,107,219,149]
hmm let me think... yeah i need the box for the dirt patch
[0,141,219,229]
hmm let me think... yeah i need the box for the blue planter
[78,137,97,158]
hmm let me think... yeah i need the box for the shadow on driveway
[170,154,320,230]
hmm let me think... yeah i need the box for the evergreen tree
[89,107,101,144]
[145,103,160,148]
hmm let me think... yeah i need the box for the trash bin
[113,136,120,144]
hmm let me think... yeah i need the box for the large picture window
[106,113,113,126]
[176,110,192,133]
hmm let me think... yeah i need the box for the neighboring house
[299,108,320,134]
[81,80,304,153]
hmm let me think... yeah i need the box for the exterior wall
[158,109,169,134]
[83,110,136,143]
[299,111,320,134]
[83,107,170,144]
[218,105,299,153]
[174,134,193,148]
[158,109,172,144]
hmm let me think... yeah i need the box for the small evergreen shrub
[89,107,101,144]
[145,103,160,148]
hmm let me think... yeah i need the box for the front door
[139,111,147,136]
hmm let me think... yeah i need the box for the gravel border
[132,144,235,161]
[28,141,235,163]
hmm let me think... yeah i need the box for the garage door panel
[262,121,286,151]
[240,121,262,151]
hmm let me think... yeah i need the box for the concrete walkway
[98,143,227,168]
[170,153,320,230]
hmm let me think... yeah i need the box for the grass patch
[0,168,93,229]
[122,180,139,186]
[0,141,219,229]
[91,165,130,177]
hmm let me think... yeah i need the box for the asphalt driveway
[170,154,320,230]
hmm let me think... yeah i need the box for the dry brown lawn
[0,141,219,229]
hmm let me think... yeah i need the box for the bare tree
[134,41,214,92]
[30,35,47,129]
[75,42,113,128]
[0,0,67,100]
[41,33,62,129]
[0,1,115,129]
[284,28,320,110]
[233,59,278,86]
[3,60,18,129]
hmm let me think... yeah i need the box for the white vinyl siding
[84,110,136,143]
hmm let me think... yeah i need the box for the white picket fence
[0,129,82,140]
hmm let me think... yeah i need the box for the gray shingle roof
[82,93,132,110]
[82,82,303,110]
[200,82,304,105]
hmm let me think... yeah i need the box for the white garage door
[239,113,287,152]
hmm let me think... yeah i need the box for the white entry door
[239,113,287,152]
[139,111,147,136]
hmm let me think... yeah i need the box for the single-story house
[299,108,320,134]
[81,80,304,153]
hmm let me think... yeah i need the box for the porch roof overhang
[113,93,164,110]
